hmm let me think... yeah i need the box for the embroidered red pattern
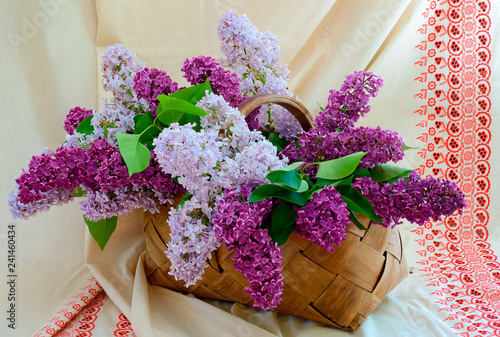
[413,0,495,335]
[113,313,136,337]
[52,291,105,337]
[34,277,103,337]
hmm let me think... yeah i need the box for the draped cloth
[1,1,498,336]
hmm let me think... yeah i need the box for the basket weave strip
[143,94,408,330]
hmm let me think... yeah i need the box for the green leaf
[168,80,213,105]
[135,111,155,134]
[84,215,118,250]
[248,184,309,206]
[316,152,366,180]
[267,132,291,152]
[271,201,297,232]
[75,115,94,135]
[177,192,193,210]
[348,211,368,231]
[371,163,413,183]
[341,188,382,223]
[402,145,419,151]
[156,96,208,127]
[138,124,162,143]
[71,187,85,197]
[269,224,296,246]
[353,168,371,178]
[115,133,151,175]
[266,169,302,190]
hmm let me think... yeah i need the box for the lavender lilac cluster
[217,9,302,139]
[154,93,287,285]
[352,172,468,227]
[212,185,283,310]
[294,186,351,252]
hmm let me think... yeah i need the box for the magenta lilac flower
[212,185,283,310]
[314,71,384,132]
[63,107,93,135]
[294,185,350,252]
[133,67,179,114]
[282,127,405,176]
[352,172,468,227]
[182,56,243,107]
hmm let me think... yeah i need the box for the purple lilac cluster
[10,139,181,221]
[314,71,384,132]
[181,56,243,107]
[217,9,302,139]
[212,185,283,310]
[63,107,93,135]
[282,127,405,176]
[294,186,350,252]
[133,67,179,115]
[352,172,468,227]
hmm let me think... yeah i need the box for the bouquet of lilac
[8,10,466,311]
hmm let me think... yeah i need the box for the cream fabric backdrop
[1,1,497,336]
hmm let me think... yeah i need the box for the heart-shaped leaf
[84,215,118,250]
[267,169,302,190]
[168,80,213,105]
[269,224,296,246]
[341,187,382,223]
[116,133,151,175]
[271,201,297,232]
[371,163,412,183]
[248,184,309,206]
[75,115,94,135]
[135,111,155,134]
[347,211,368,231]
[316,152,366,180]
[156,96,209,127]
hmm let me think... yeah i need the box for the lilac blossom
[217,9,302,139]
[352,172,467,227]
[101,44,145,103]
[294,186,350,252]
[182,56,243,107]
[314,71,384,132]
[212,185,283,310]
[133,67,179,114]
[282,127,405,176]
[166,197,220,286]
[63,107,93,135]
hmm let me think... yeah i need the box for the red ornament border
[413,0,496,335]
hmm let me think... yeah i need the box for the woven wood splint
[143,94,408,330]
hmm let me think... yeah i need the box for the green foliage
[84,215,118,250]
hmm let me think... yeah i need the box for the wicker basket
[143,94,409,330]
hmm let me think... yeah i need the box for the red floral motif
[414,0,494,334]
[113,313,136,337]
[34,278,103,337]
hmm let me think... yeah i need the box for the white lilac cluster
[154,93,287,285]
[217,9,302,140]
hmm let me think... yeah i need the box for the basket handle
[237,94,314,131]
